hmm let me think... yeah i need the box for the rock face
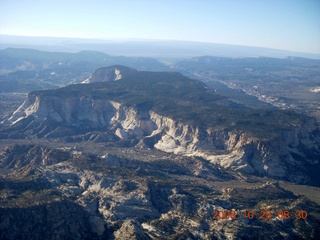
[1,66,320,185]
[0,144,71,168]
[2,96,319,185]
[0,143,319,240]
[0,201,108,240]
[82,65,137,83]
[1,66,320,239]
[114,219,151,240]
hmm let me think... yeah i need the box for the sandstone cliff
[2,90,320,185]
[82,65,137,83]
[1,66,320,239]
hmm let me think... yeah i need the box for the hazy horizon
[1,34,320,60]
[1,0,319,54]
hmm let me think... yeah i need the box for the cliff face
[150,110,320,183]
[2,143,319,240]
[3,92,320,185]
[82,65,137,83]
[1,66,320,239]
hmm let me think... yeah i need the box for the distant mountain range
[1,34,320,59]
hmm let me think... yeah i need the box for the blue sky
[0,0,319,53]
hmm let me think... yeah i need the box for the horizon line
[2,33,320,55]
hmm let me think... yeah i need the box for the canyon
[0,65,319,239]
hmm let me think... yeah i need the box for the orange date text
[212,209,308,220]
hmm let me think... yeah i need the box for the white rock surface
[3,92,319,180]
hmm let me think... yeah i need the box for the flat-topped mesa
[2,95,319,184]
[82,65,137,83]
[1,66,320,185]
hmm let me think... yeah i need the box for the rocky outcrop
[0,142,319,240]
[0,144,71,169]
[1,65,319,185]
[2,65,320,239]
[82,65,137,83]
[113,219,151,240]
[2,90,320,185]
[0,200,109,240]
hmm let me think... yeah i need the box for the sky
[0,0,319,54]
